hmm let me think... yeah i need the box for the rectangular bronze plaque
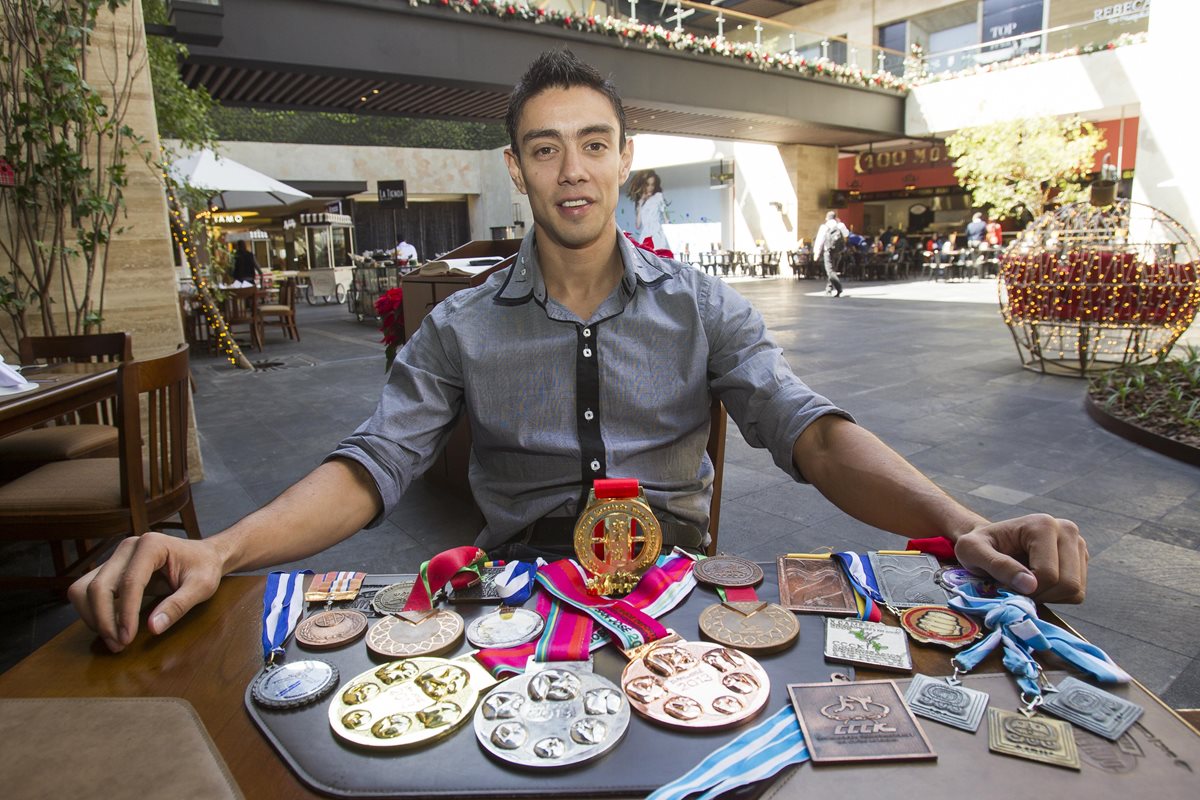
[987,708,1081,770]
[776,557,858,615]
[788,680,937,763]
[824,617,913,672]
[868,552,951,608]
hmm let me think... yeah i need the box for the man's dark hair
[396,232,405,242]
[505,49,626,156]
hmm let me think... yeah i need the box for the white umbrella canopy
[168,149,312,210]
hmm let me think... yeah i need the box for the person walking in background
[813,210,848,297]
[231,241,263,285]
[628,169,669,250]
[392,233,419,265]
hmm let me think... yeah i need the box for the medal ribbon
[833,551,883,622]
[493,560,539,604]
[260,570,312,664]
[535,554,695,650]
[646,705,809,800]
[404,546,488,612]
[950,585,1130,697]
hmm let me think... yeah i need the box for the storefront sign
[378,179,408,208]
[1093,0,1149,22]
[854,145,951,174]
[982,0,1044,45]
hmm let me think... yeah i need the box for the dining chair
[0,332,132,483]
[223,287,264,352]
[0,346,201,590]
[705,399,727,557]
[258,278,300,342]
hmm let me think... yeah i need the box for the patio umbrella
[168,149,311,210]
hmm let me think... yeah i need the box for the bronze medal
[899,605,980,649]
[788,679,937,763]
[371,580,416,616]
[693,555,763,588]
[366,609,464,658]
[776,556,858,615]
[698,601,799,655]
[296,609,369,650]
[987,707,1081,770]
[621,639,770,730]
[329,655,496,749]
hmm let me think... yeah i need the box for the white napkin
[0,354,33,389]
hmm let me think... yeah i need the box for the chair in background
[705,399,727,556]
[258,278,300,342]
[223,287,264,352]
[0,332,133,483]
[0,346,201,590]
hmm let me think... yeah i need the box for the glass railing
[919,13,1149,78]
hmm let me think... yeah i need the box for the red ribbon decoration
[403,545,488,612]
[624,231,674,260]
[906,537,956,561]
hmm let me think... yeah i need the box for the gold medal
[573,479,662,595]
[366,609,464,658]
[987,707,1081,770]
[329,655,496,749]
[698,601,799,655]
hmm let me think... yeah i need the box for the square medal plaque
[776,557,858,615]
[824,617,912,672]
[904,673,989,732]
[788,680,936,763]
[1040,676,1144,741]
[868,552,951,609]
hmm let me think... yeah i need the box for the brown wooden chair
[0,332,133,483]
[258,278,299,342]
[0,346,201,590]
[705,399,727,557]
[223,287,263,352]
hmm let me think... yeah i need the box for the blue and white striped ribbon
[647,705,809,800]
[493,560,541,604]
[261,570,311,663]
[950,585,1130,695]
[834,550,882,620]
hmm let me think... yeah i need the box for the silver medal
[466,607,545,649]
[904,673,989,732]
[474,659,630,768]
[1040,676,1144,741]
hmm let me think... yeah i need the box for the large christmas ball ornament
[999,199,1200,376]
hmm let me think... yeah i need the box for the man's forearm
[792,416,987,543]
[209,458,384,575]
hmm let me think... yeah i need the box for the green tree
[946,115,1105,221]
[143,0,215,151]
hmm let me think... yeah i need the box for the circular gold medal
[296,609,368,650]
[366,609,464,658]
[329,656,495,749]
[698,601,799,655]
[621,640,770,730]
[573,483,662,595]
[899,605,980,649]
[693,555,763,588]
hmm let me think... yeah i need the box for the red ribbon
[403,545,487,612]
[624,231,674,260]
[906,537,956,561]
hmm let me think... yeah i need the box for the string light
[998,199,1200,376]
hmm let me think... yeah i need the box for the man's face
[505,86,632,252]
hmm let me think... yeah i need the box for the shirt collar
[494,227,671,307]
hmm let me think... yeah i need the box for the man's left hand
[952,514,1088,604]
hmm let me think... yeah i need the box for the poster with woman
[627,169,670,250]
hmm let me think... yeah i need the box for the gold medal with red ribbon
[573,478,662,595]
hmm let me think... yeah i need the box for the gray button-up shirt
[329,230,851,551]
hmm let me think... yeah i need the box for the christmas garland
[908,31,1148,86]
[410,0,908,92]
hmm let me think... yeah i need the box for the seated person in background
[70,48,1088,654]
[230,241,263,285]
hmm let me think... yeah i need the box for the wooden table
[0,362,119,438]
[0,575,1194,798]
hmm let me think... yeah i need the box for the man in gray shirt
[71,50,1088,653]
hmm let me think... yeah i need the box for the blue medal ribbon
[493,560,540,605]
[261,570,312,664]
[833,550,883,621]
[949,585,1130,699]
[647,705,809,800]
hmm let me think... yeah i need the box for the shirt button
[520,268,527,276]
[582,328,591,338]
[584,409,594,421]
[590,459,600,472]
[583,347,592,358]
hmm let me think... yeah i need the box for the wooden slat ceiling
[182,63,882,147]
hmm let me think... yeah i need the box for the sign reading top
[378,180,408,208]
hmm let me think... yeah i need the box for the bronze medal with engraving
[366,609,464,658]
[987,707,1081,770]
[899,605,980,649]
[693,555,763,589]
[788,679,937,763]
[776,555,858,615]
[371,580,417,616]
[621,636,771,730]
[698,601,799,655]
[329,655,497,749]
[296,609,369,650]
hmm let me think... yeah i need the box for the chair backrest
[278,278,297,310]
[705,399,727,556]
[19,333,132,425]
[224,287,259,323]
[117,346,192,535]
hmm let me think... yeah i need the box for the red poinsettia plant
[375,287,405,371]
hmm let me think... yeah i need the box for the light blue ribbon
[834,550,882,620]
[647,705,809,800]
[949,585,1130,697]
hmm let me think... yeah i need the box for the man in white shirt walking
[813,211,848,297]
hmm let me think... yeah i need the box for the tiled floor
[2,275,1198,709]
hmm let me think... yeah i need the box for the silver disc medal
[466,607,544,650]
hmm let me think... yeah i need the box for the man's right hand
[67,532,224,653]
